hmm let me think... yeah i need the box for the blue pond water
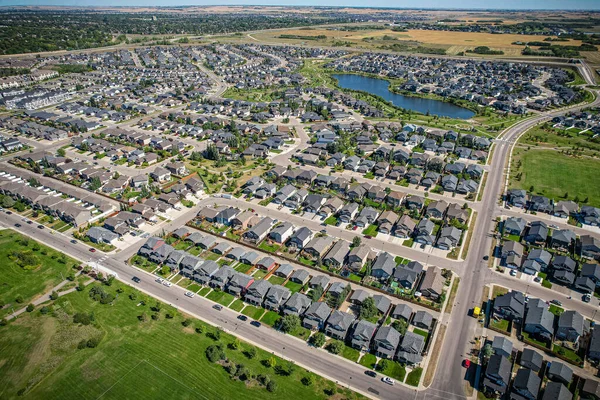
[332,74,476,120]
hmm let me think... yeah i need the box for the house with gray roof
[492,336,513,358]
[243,217,273,243]
[325,310,356,340]
[244,279,272,306]
[349,289,370,305]
[483,354,511,396]
[542,382,571,400]
[556,310,584,344]
[524,298,554,341]
[290,269,310,285]
[581,263,600,286]
[347,244,371,272]
[350,320,377,351]
[396,331,425,365]
[512,368,540,400]
[269,222,295,243]
[287,227,313,249]
[198,235,216,250]
[283,292,312,316]
[524,220,548,245]
[212,241,232,255]
[187,231,204,245]
[355,207,379,228]
[226,273,254,297]
[274,263,294,278]
[391,304,413,321]
[180,255,204,277]
[303,302,332,330]
[210,265,235,289]
[373,295,391,314]
[393,261,424,289]
[412,310,433,330]
[304,236,335,259]
[373,326,401,359]
[226,247,246,261]
[327,281,348,298]
[547,362,573,385]
[371,252,396,280]
[164,249,187,271]
[323,239,350,269]
[87,226,119,245]
[519,348,543,372]
[339,202,360,223]
[503,217,526,236]
[149,243,174,264]
[193,260,219,285]
[436,226,462,250]
[309,275,331,290]
[551,229,576,252]
[240,251,261,266]
[494,291,526,321]
[264,285,292,311]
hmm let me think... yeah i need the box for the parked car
[37,224,44,229]
[463,359,471,368]
[365,370,377,378]
[163,281,172,287]
[132,276,141,283]
[89,248,96,252]
[213,305,223,311]
[237,315,248,321]
[71,239,78,244]
[251,321,262,328]
[550,300,563,306]
[510,270,517,276]
[14,223,21,227]
[382,377,395,385]
[156,278,164,284]
[184,291,195,298]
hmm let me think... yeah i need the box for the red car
[89,248,96,252]
[463,359,471,368]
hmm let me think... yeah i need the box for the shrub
[86,336,101,348]
[266,380,277,392]
[245,347,257,359]
[40,306,51,315]
[309,332,326,347]
[26,304,34,312]
[15,295,24,304]
[73,312,92,325]
[301,375,314,386]
[182,319,192,327]
[206,344,226,363]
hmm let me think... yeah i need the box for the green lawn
[284,281,304,294]
[187,284,202,293]
[230,299,246,312]
[361,225,378,237]
[491,286,508,299]
[260,311,281,327]
[297,257,316,267]
[394,256,405,265]
[206,290,235,306]
[242,305,266,320]
[289,326,311,341]
[522,331,551,349]
[490,318,509,332]
[510,148,600,207]
[235,263,254,274]
[549,305,565,316]
[324,216,338,226]
[405,367,423,386]
[341,345,360,363]
[268,276,286,286]
[198,287,212,297]
[412,328,429,340]
[359,353,377,369]
[174,241,191,251]
[253,269,268,280]
[553,344,582,364]
[0,229,78,318]
[347,274,362,283]
[0,282,363,400]
[258,241,281,253]
[378,360,406,382]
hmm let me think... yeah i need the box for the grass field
[378,360,406,382]
[0,229,77,318]
[358,352,377,369]
[510,148,600,207]
[260,310,281,326]
[242,305,266,320]
[284,281,304,294]
[0,283,363,399]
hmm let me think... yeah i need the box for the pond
[332,74,476,120]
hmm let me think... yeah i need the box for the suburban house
[483,354,511,396]
[523,298,554,342]
[264,285,292,311]
[511,368,541,400]
[493,291,526,322]
[325,310,356,340]
[373,326,401,359]
[283,292,312,316]
[303,302,332,331]
[244,280,273,306]
[556,310,584,344]
[396,331,425,365]
[419,267,445,300]
[350,320,377,351]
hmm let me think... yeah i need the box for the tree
[352,236,362,247]
[245,346,257,359]
[49,291,59,300]
[301,375,315,386]
[265,356,277,369]
[138,312,148,322]
[309,332,326,348]
[57,147,66,157]
[482,343,494,358]
[182,319,192,327]
[266,380,277,392]
[229,338,241,350]
[359,297,378,320]
[90,176,102,191]
[391,319,408,335]
[326,340,344,355]
[310,285,324,302]
[279,314,300,333]
[26,304,34,312]
[206,344,226,363]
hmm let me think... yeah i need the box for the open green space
[198,287,212,297]
[549,304,565,316]
[553,344,582,364]
[242,305,266,320]
[253,269,268,280]
[341,345,360,363]
[0,282,363,399]
[187,284,202,293]
[510,148,600,207]
[489,318,509,332]
[324,216,338,226]
[0,229,77,318]
[235,263,254,274]
[361,225,378,237]
[289,326,311,341]
[412,328,429,340]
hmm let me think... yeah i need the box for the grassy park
[0,229,78,318]
[0,282,364,399]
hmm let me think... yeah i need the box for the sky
[2,0,599,10]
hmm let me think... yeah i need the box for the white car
[185,291,195,298]
[382,377,395,385]
[163,281,172,287]
[510,270,517,276]
[156,278,164,284]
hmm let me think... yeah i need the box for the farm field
[509,148,600,207]
[0,229,78,318]
[0,282,362,400]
